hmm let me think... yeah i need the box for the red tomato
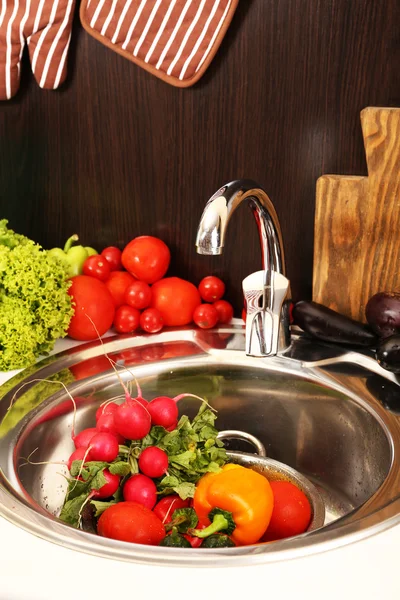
[140,308,164,333]
[101,246,122,271]
[125,281,152,310]
[97,501,165,545]
[151,277,201,326]
[105,271,136,307]
[82,255,111,281]
[262,481,312,542]
[114,305,141,333]
[193,304,219,329]
[67,276,115,341]
[198,276,225,302]
[121,236,170,284]
[153,495,191,524]
[213,299,234,324]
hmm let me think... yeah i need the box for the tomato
[97,501,165,545]
[67,276,115,341]
[140,308,164,333]
[125,281,152,310]
[101,246,122,271]
[82,255,111,282]
[153,495,191,524]
[105,271,136,307]
[151,277,201,326]
[114,305,141,333]
[121,236,170,284]
[213,299,234,324]
[262,481,312,542]
[198,276,226,302]
[193,304,219,329]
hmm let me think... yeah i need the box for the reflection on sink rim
[1,324,400,568]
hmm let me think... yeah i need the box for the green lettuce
[0,220,73,371]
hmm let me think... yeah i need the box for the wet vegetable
[376,334,400,374]
[366,292,400,339]
[202,534,235,548]
[192,463,274,545]
[293,301,378,348]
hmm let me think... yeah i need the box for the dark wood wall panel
[1,0,399,312]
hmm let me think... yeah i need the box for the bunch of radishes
[67,391,180,508]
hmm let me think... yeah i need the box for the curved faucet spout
[195,179,286,275]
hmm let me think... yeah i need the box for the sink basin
[1,324,400,566]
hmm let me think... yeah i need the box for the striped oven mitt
[80,0,239,87]
[0,0,76,100]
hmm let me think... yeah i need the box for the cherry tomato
[140,308,164,333]
[193,304,219,329]
[114,305,141,333]
[67,276,115,341]
[101,246,122,271]
[198,276,225,302]
[105,271,136,307]
[151,277,201,326]
[183,523,207,547]
[262,481,312,542]
[213,299,234,324]
[121,236,170,284]
[97,501,165,545]
[153,495,191,524]
[125,281,152,310]
[82,255,111,282]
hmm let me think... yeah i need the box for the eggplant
[376,335,400,374]
[365,292,400,338]
[292,301,378,348]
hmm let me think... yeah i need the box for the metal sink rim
[0,324,400,567]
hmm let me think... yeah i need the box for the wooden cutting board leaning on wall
[313,107,400,322]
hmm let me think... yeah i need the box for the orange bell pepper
[191,463,274,546]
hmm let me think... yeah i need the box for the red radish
[148,396,178,429]
[123,474,157,510]
[96,413,125,444]
[88,432,120,462]
[166,421,178,432]
[96,402,118,422]
[138,447,168,478]
[92,470,121,498]
[67,446,93,471]
[114,400,151,440]
[73,427,97,449]
[153,495,190,524]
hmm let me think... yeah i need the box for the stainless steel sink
[1,324,400,567]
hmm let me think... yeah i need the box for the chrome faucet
[196,179,291,357]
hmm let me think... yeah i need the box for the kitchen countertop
[1,336,399,600]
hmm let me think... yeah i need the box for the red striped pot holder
[0,0,76,100]
[80,0,239,87]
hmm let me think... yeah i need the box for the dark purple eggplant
[365,292,400,338]
[293,301,378,348]
[376,335,400,373]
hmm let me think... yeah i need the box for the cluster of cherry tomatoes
[67,236,234,341]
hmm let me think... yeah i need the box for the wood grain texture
[0,1,400,314]
[313,107,400,321]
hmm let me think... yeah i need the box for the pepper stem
[63,234,79,253]
[190,513,230,538]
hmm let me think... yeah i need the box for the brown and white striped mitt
[0,0,76,100]
[80,0,239,87]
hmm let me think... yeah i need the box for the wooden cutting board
[313,106,400,322]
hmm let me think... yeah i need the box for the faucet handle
[243,270,290,357]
